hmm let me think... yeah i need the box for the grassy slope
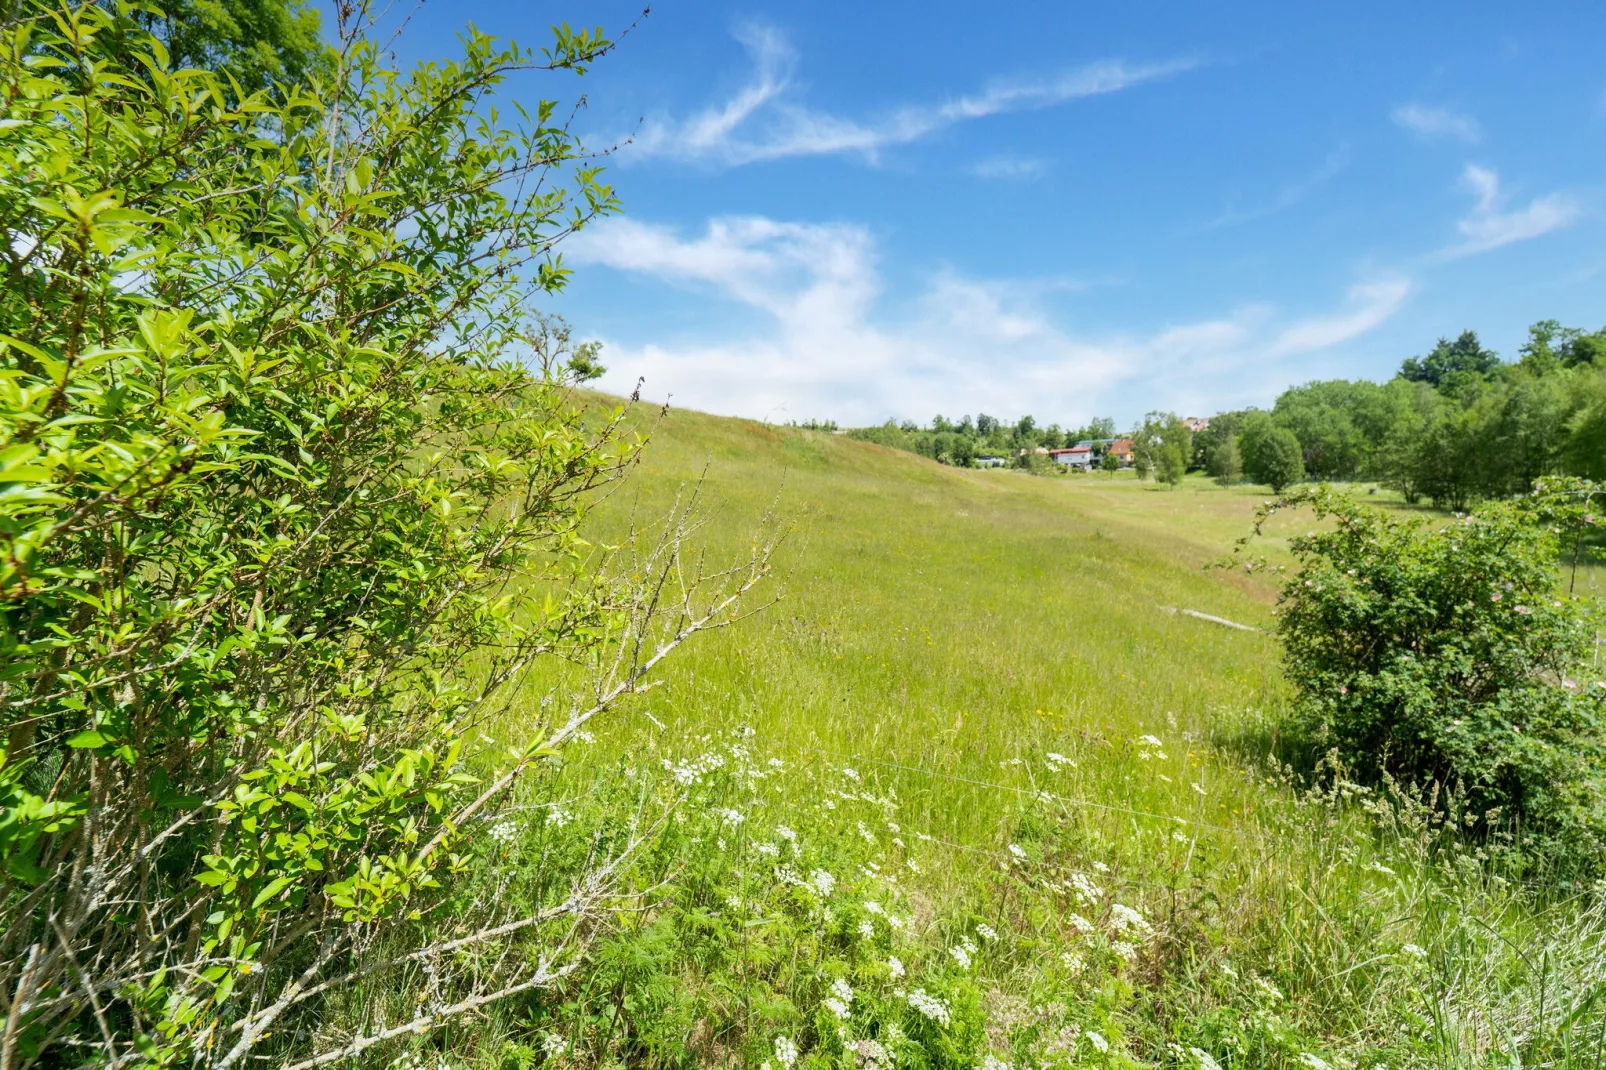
[524,403,1603,1069]
[592,408,1291,852]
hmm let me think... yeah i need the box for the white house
[1048,446,1093,469]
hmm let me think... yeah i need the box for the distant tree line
[846,414,1117,468]
[845,320,1606,504]
[1196,322,1606,506]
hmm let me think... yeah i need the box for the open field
[482,403,1606,1070]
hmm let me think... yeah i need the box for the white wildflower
[979,1056,1011,1070]
[1254,977,1284,1001]
[831,977,854,1006]
[776,825,798,844]
[1112,940,1138,961]
[905,988,952,1027]
[858,821,877,845]
[488,819,519,845]
[755,841,780,857]
[541,1033,570,1057]
[1297,1055,1332,1070]
[1060,949,1084,973]
[863,900,885,916]
[824,997,851,1021]
[842,767,862,782]
[1085,1030,1109,1053]
[773,1035,799,1069]
[1067,912,1095,935]
[545,806,572,828]
[887,956,905,979]
[907,858,921,874]
[717,808,744,827]
[1007,843,1027,860]
[1139,734,1164,748]
[950,944,971,969]
[1402,943,1428,959]
[1109,903,1151,938]
[1068,873,1102,903]
[1191,1047,1223,1070]
[810,869,836,898]
[976,923,998,942]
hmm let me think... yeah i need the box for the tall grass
[429,406,1602,1069]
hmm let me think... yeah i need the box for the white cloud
[970,155,1049,181]
[1391,103,1482,144]
[1439,164,1580,258]
[1266,276,1412,357]
[568,214,1411,426]
[627,24,1196,167]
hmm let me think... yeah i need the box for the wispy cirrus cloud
[1392,103,1482,143]
[567,214,1411,424]
[970,155,1050,181]
[1266,275,1413,357]
[1192,148,1349,232]
[1439,164,1580,259]
[626,23,1198,168]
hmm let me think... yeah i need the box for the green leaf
[251,875,294,909]
[65,731,109,749]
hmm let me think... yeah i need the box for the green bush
[1241,484,1606,871]
[0,5,772,1065]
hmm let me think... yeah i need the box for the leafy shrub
[1240,484,1606,870]
[0,5,772,1066]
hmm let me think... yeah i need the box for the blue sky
[385,2,1606,428]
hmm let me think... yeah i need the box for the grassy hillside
[479,403,1604,1070]
[588,407,1291,849]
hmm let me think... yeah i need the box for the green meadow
[489,403,1606,1070]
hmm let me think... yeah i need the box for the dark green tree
[1399,330,1501,388]
[1252,428,1305,491]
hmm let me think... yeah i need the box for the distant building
[1107,438,1135,466]
[1181,417,1211,433]
[1048,446,1093,469]
[975,455,1007,468]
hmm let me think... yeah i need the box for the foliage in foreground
[1236,483,1606,871]
[361,723,1606,1070]
[0,5,769,1066]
